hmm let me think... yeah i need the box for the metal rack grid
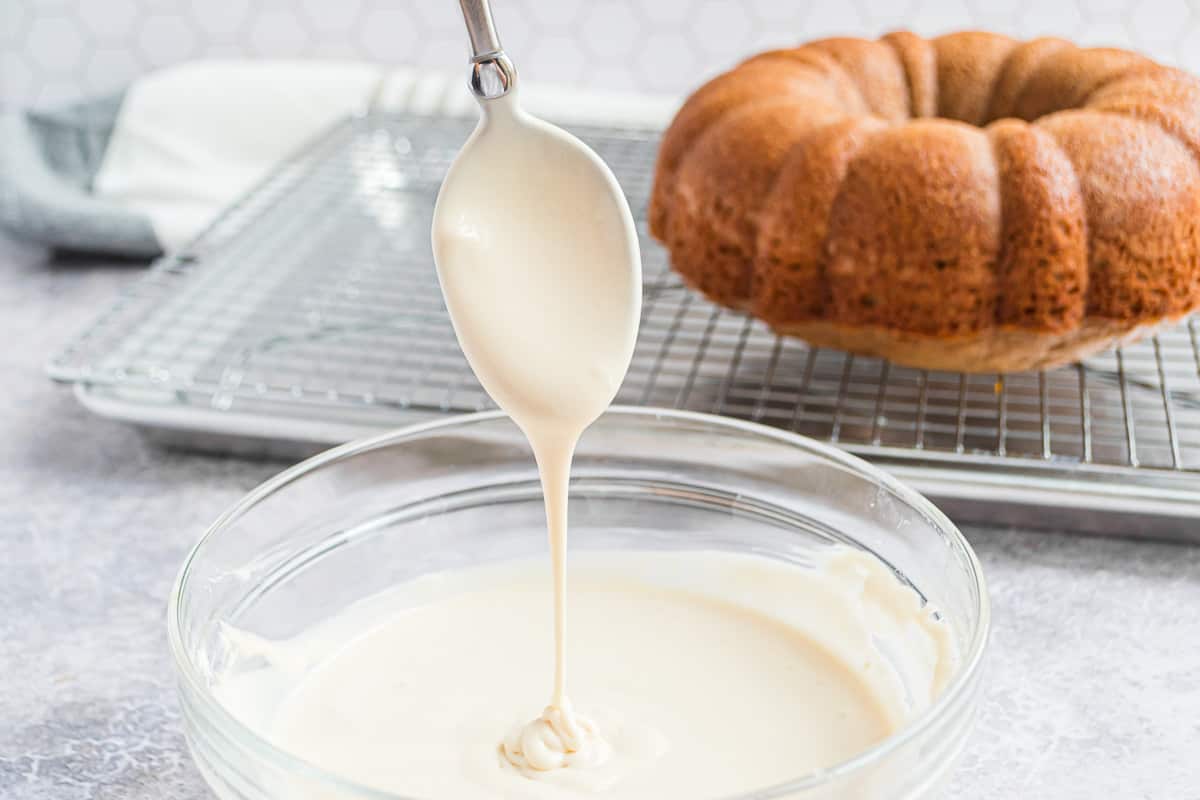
[50,112,1200,535]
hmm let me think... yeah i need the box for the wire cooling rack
[49,112,1200,538]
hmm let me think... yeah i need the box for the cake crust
[770,318,1164,374]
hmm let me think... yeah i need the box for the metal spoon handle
[459,0,502,60]
[458,0,517,99]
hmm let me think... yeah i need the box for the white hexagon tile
[1,0,1199,107]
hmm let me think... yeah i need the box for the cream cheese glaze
[431,88,641,780]
[215,549,958,799]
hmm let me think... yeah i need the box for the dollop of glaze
[501,701,612,776]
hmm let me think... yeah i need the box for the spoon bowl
[431,90,641,428]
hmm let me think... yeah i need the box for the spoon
[431,0,642,433]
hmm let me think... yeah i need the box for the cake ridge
[807,37,910,122]
[1078,68,1200,176]
[984,37,1072,123]
[986,117,1088,332]
[933,31,1018,125]
[754,116,886,324]
[881,30,937,119]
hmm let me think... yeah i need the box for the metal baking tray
[49,111,1200,540]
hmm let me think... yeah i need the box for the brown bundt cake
[649,31,1200,373]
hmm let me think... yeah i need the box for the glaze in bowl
[168,407,989,800]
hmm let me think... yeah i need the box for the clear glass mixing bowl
[169,407,989,800]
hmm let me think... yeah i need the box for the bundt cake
[650,32,1200,373]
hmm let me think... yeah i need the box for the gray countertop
[1,235,1197,799]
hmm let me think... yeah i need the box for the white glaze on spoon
[432,87,641,778]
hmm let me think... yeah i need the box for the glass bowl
[168,407,989,800]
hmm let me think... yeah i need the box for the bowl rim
[168,405,990,799]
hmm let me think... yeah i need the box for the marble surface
[1,235,1197,799]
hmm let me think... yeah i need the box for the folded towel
[0,93,161,256]
[0,60,676,257]
[94,60,385,251]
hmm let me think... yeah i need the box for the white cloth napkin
[93,60,677,251]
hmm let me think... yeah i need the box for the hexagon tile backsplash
[2,0,1200,110]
